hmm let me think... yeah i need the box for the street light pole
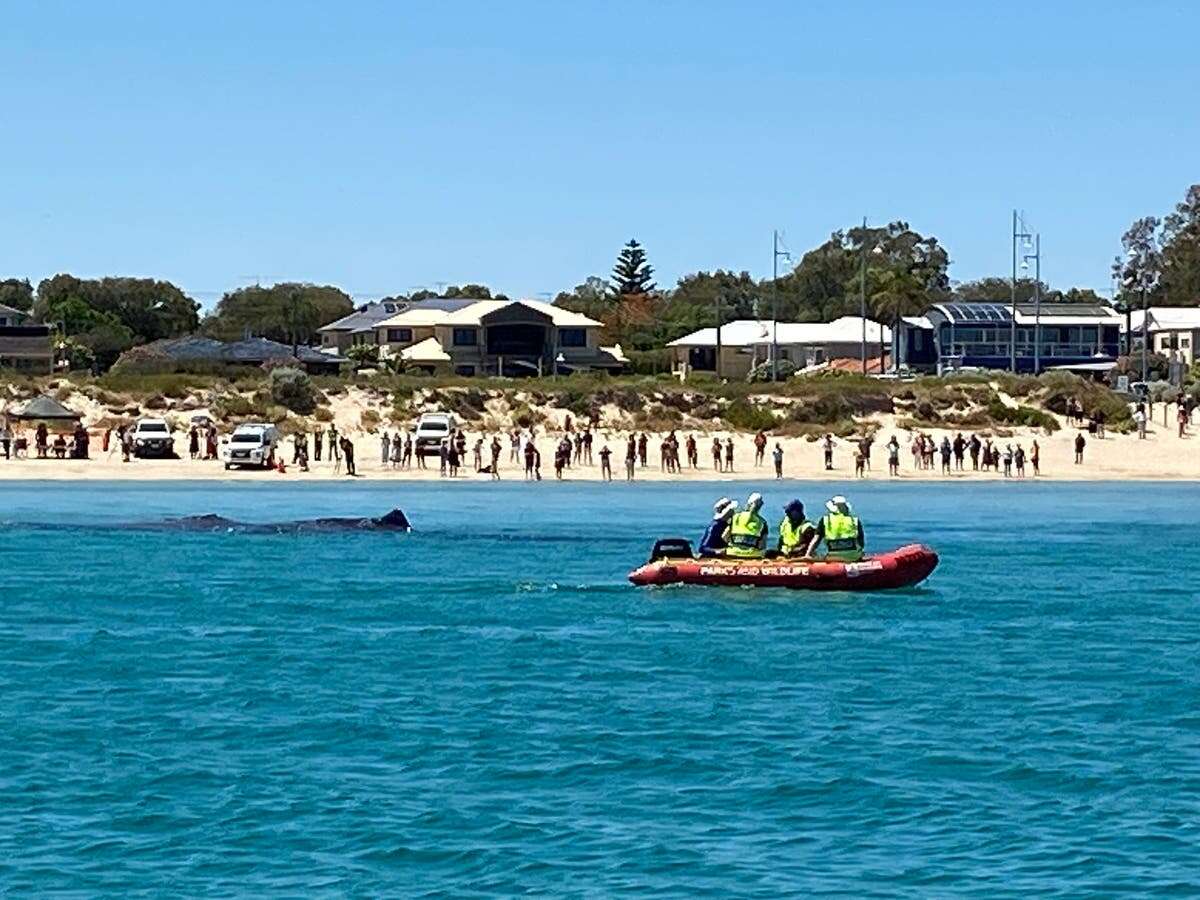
[1141,283,1148,383]
[1010,209,1017,372]
[772,230,778,381]
[1011,210,1034,373]
[859,217,868,375]
[1033,235,1041,374]
[714,289,722,380]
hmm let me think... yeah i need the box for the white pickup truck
[222,423,282,470]
[414,412,457,458]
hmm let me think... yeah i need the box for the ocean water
[0,478,1198,896]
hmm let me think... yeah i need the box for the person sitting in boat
[778,499,815,557]
[806,496,865,562]
[698,497,737,557]
[725,492,768,559]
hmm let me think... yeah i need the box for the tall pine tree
[610,239,656,296]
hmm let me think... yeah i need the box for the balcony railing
[947,342,1119,359]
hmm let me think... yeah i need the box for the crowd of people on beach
[7,387,1198,479]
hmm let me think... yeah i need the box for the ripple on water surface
[0,480,1198,895]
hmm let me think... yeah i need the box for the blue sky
[2,1,1197,309]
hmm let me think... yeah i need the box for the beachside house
[114,335,346,375]
[317,300,406,354]
[373,299,627,376]
[0,304,53,373]
[1127,307,1200,365]
[666,316,890,379]
[896,301,1121,374]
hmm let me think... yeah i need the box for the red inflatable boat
[628,539,938,591]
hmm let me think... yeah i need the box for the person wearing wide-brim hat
[805,495,865,561]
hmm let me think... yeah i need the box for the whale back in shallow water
[126,508,412,534]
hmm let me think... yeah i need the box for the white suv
[132,418,175,458]
[414,412,457,458]
[222,423,281,470]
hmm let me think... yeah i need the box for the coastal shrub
[1039,371,1132,430]
[269,367,317,415]
[627,348,673,375]
[747,359,798,383]
[722,399,778,431]
[985,399,1060,432]
[360,409,381,430]
[143,394,168,410]
[210,393,254,420]
[313,406,334,422]
[510,402,545,429]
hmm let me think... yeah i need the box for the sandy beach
[0,406,1193,482]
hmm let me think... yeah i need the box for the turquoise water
[1,480,1198,896]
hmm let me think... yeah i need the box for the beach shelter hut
[8,394,82,429]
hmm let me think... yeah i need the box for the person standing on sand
[952,433,965,470]
[380,431,390,466]
[1014,444,1026,477]
[1031,439,1040,475]
[0,419,11,460]
[313,429,323,462]
[754,430,767,467]
[328,425,340,460]
[524,440,536,480]
[1134,405,1147,440]
[438,439,448,477]
[823,434,834,471]
[637,432,648,467]
[773,442,783,479]
[887,435,900,476]
[474,438,483,471]
[490,436,501,473]
[724,437,734,473]
[599,443,612,481]
[686,434,697,468]
[341,436,356,476]
[1074,432,1086,464]
[1178,404,1188,438]
[711,438,721,471]
[583,428,593,464]
[969,434,981,470]
[940,437,952,475]
[625,435,636,481]
[188,426,199,460]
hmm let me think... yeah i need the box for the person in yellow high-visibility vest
[777,499,815,557]
[805,495,864,561]
[724,492,768,558]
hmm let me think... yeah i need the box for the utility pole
[859,217,868,375]
[714,289,722,380]
[769,230,791,381]
[1141,282,1148,383]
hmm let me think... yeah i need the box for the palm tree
[868,268,927,373]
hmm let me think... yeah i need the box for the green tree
[610,239,656,296]
[955,276,1050,303]
[1159,184,1200,305]
[202,283,353,344]
[0,278,34,312]
[443,284,493,300]
[34,274,199,341]
[1112,216,1163,310]
[553,276,612,320]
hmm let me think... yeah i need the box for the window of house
[1182,337,1191,349]
[386,328,413,343]
[559,327,586,348]
[454,365,476,377]
[453,328,477,346]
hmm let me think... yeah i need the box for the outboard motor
[647,538,694,562]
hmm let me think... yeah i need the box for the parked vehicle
[414,412,457,458]
[132,418,175,458]
[221,423,282,470]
